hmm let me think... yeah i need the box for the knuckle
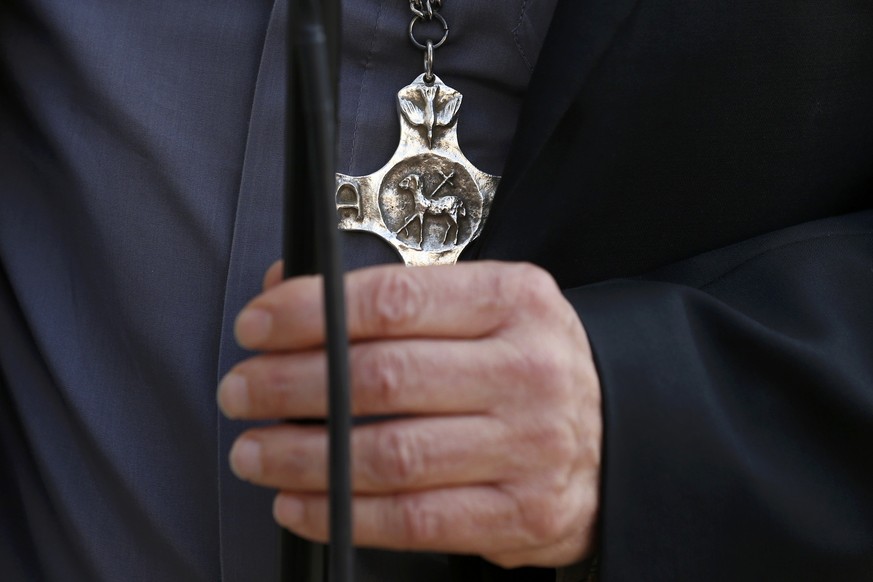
[507,263,557,311]
[502,478,576,546]
[504,344,569,396]
[368,270,427,333]
[375,426,424,489]
[360,348,406,410]
[529,420,578,465]
[519,492,566,543]
[482,262,551,318]
[399,496,442,545]
[531,348,568,392]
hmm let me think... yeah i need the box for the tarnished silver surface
[336,74,500,266]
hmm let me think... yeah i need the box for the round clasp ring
[409,12,449,51]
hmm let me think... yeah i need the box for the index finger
[234,261,533,351]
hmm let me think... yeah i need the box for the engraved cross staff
[284,0,353,581]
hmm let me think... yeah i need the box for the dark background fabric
[468,0,873,579]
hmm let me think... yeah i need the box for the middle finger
[229,414,513,493]
[219,338,511,420]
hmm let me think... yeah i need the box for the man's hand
[218,261,601,568]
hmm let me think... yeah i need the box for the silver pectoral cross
[336,74,499,266]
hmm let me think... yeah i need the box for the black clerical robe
[471,0,873,579]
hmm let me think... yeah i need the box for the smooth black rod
[284,0,352,581]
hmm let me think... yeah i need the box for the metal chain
[408,0,448,82]
[409,0,442,19]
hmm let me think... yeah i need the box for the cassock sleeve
[563,208,873,580]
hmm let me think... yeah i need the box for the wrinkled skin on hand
[219,261,601,568]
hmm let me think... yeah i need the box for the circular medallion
[378,154,483,251]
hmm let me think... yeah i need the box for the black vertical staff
[284,0,353,581]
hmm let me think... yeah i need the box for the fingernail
[229,438,262,480]
[217,373,248,418]
[274,494,305,527]
[235,308,272,347]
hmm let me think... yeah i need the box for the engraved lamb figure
[395,173,466,247]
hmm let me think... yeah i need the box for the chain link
[409,0,448,81]
[409,0,442,19]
